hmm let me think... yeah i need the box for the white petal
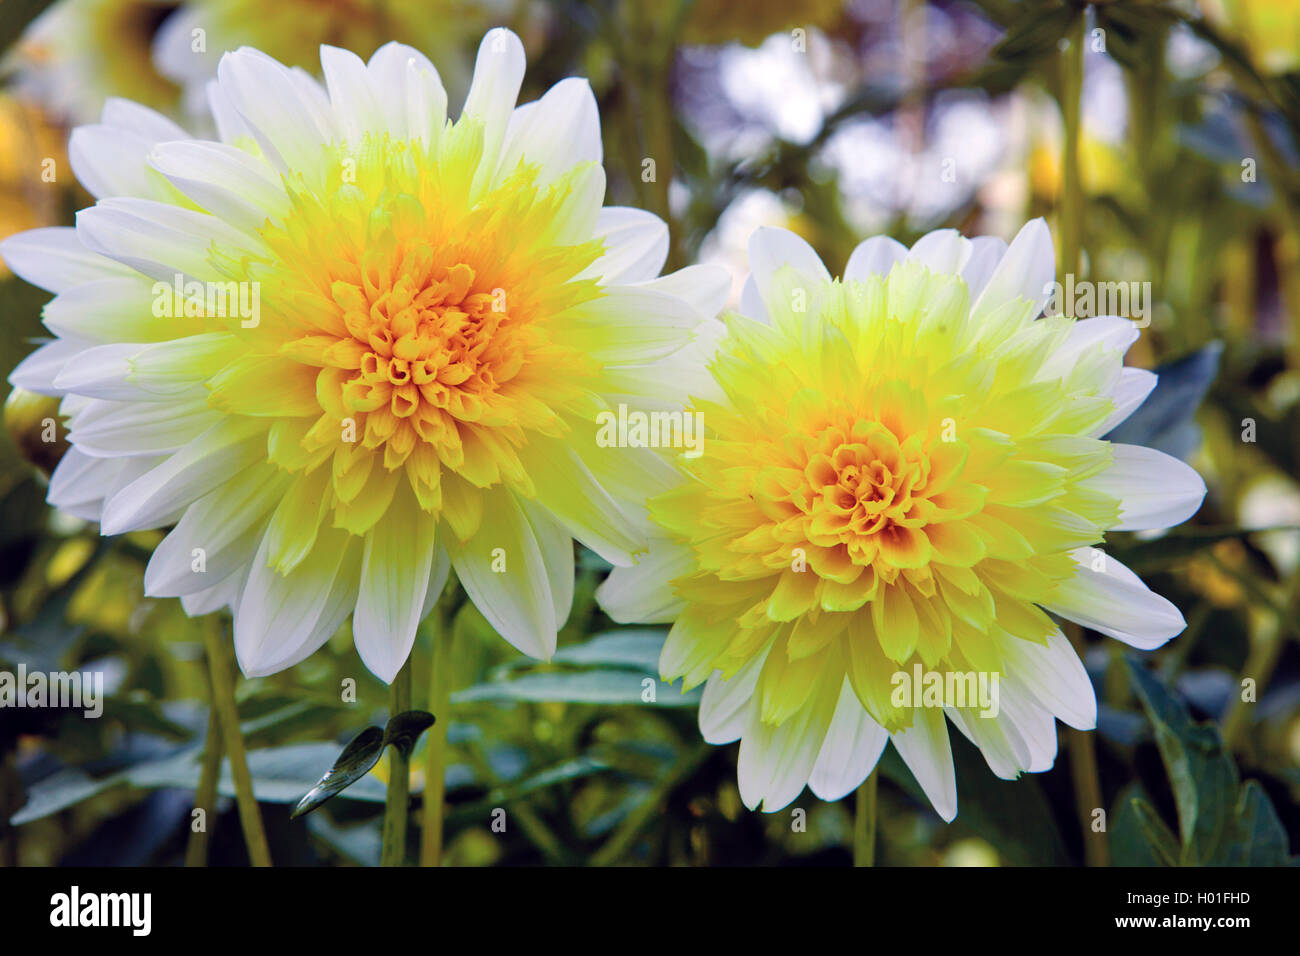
[68,396,221,457]
[215,47,334,177]
[890,708,957,821]
[584,208,669,284]
[520,438,644,566]
[497,77,601,186]
[43,277,180,343]
[1094,367,1157,436]
[234,528,356,678]
[321,45,385,145]
[48,449,142,518]
[944,705,1027,780]
[972,217,1054,320]
[10,338,93,395]
[462,28,526,192]
[518,499,576,628]
[76,198,260,283]
[905,228,972,275]
[181,569,243,617]
[1089,443,1206,530]
[632,264,731,321]
[353,498,438,683]
[0,227,133,292]
[149,141,290,233]
[960,235,1007,299]
[69,125,159,200]
[1043,549,1186,649]
[100,98,188,142]
[99,419,265,534]
[446,490,557,659]
[367,43,448,146]
[144,468,289,597]
[807,680,888,801]
[568,285,699,363]
[736,669,839,811]
[999,629,1096,730]
[596,537,692,624]
[1038,315,1140,381]
[698,651,769,745]
[844,235,907,282]
[746,226,831,319]
[738,274,768,322]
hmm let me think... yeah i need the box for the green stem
[1065,625,1108,867]
[1058,14,1085,281]
[853,769,878,867]
[381,660,413,867]
[419,607,453,867]
[202,622,271,867]
[184,705,224,867]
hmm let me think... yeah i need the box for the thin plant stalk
[381,660,413,867]
[202,621,272,867]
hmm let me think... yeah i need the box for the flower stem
[419,607,453,867]
[202,621,271,867]
[381,659,413,867]
[184,705,224,867]
[853,770,878,867]
[1058,13,1085,280]
[1065,625,1108,866]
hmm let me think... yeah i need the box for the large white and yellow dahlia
[2,29,728,682]
[598,220,1206,819]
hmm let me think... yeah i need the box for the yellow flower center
[201,124,607,535]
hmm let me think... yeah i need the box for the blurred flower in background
[5,0,518,123]
[1204,0,1300,74]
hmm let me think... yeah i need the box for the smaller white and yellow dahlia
[598,220,1206,819]
[3,29,728,682]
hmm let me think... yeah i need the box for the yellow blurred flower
[1205,0,1300,74]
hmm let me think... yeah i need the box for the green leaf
[290,727,386,819]
[1129,797,1183,867]
[1215,782,1290,866]
[1111,784,1176,866]
[9,769,114,827]
[381,710,435,758]
[548,630,668,672]
[1127,660,1293,866]
[454,669,701,707]
[1128,659,1236,864]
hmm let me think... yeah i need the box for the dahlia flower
[597,220,1206,819]
[2,29,728,682]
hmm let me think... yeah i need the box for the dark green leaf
[381,710,435,758]
[1214,782,1290,866]
[290,727,386,819]
[1128,659,1237,864]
